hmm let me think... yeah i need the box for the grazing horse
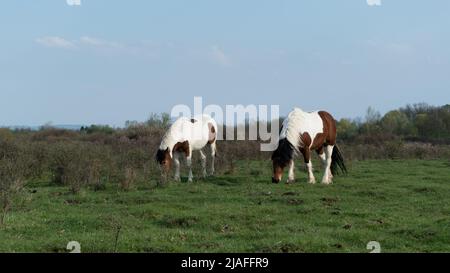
[156,115,218,182]
[271,108,347,184]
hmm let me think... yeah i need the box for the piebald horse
[156,115,218,182]
[271,108,347,184]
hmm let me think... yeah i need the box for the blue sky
[1,0,449,126]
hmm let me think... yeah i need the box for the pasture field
[0,159,449,253]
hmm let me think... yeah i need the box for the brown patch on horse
[173,141,190,157]
[299,133,312,163]
[318,111,337,146]
[302,111,337,151]
[208,122,216,144]
[299,147,311,163]
[300,132,312,148]
[299,111,338,162]
[316,145,324,156]
[311,132,327,150]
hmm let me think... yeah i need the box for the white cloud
[36,36,125,51]
[79,36,103,46]
[210,46,231,66]
[36,37,230,63]
[79,36,124,49]
[367,0,381,6]
[35,36,76,49]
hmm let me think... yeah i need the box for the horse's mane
[271,138,295,166]
[155,148,167,163]
[282,108,308,148]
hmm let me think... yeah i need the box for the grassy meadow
[1,159,449,253]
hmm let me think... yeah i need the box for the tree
[365,107,381,124]
[146,113,171,129]
[361,107,381,134]
[381,110,416,136]
[125,120,139,128]
[337,118,359,141]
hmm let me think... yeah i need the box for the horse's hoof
[308,179,316,184]
[286,179,295,184]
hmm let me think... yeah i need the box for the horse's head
[271,139,294,184]
[156,148,172,173]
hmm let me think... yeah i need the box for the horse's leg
[209,142,217,176]
[317,147,326,165]
[287,160,295,183]
[199,150,207,178]
[186,148,194,182]
[173,152,181,182]
[322,145,334,184]
[301,148,315,184]
[307,161,315,184]
[317,147,331,181]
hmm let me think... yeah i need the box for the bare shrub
[0,140,25,226]
[120,167,137,191]
[384,140,404,159]
[49,142,112,194]
[402,142,444,160]
[31,128,79,142]
[49,142,74,185]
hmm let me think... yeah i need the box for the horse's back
[282,108,335,149]
[171,115,217,150]
[284,108,323,133]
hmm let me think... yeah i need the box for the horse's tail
[331,145,347,176]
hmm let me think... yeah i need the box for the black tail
[330,145,347,176]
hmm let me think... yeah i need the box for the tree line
[337,103,450,144]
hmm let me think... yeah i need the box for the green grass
[1,159,449,253]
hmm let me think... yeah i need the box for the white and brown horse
[271,108,347,184]
[156,115,218,182]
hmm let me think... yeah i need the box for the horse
[156,115,218,182]
[271,108,347,184]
